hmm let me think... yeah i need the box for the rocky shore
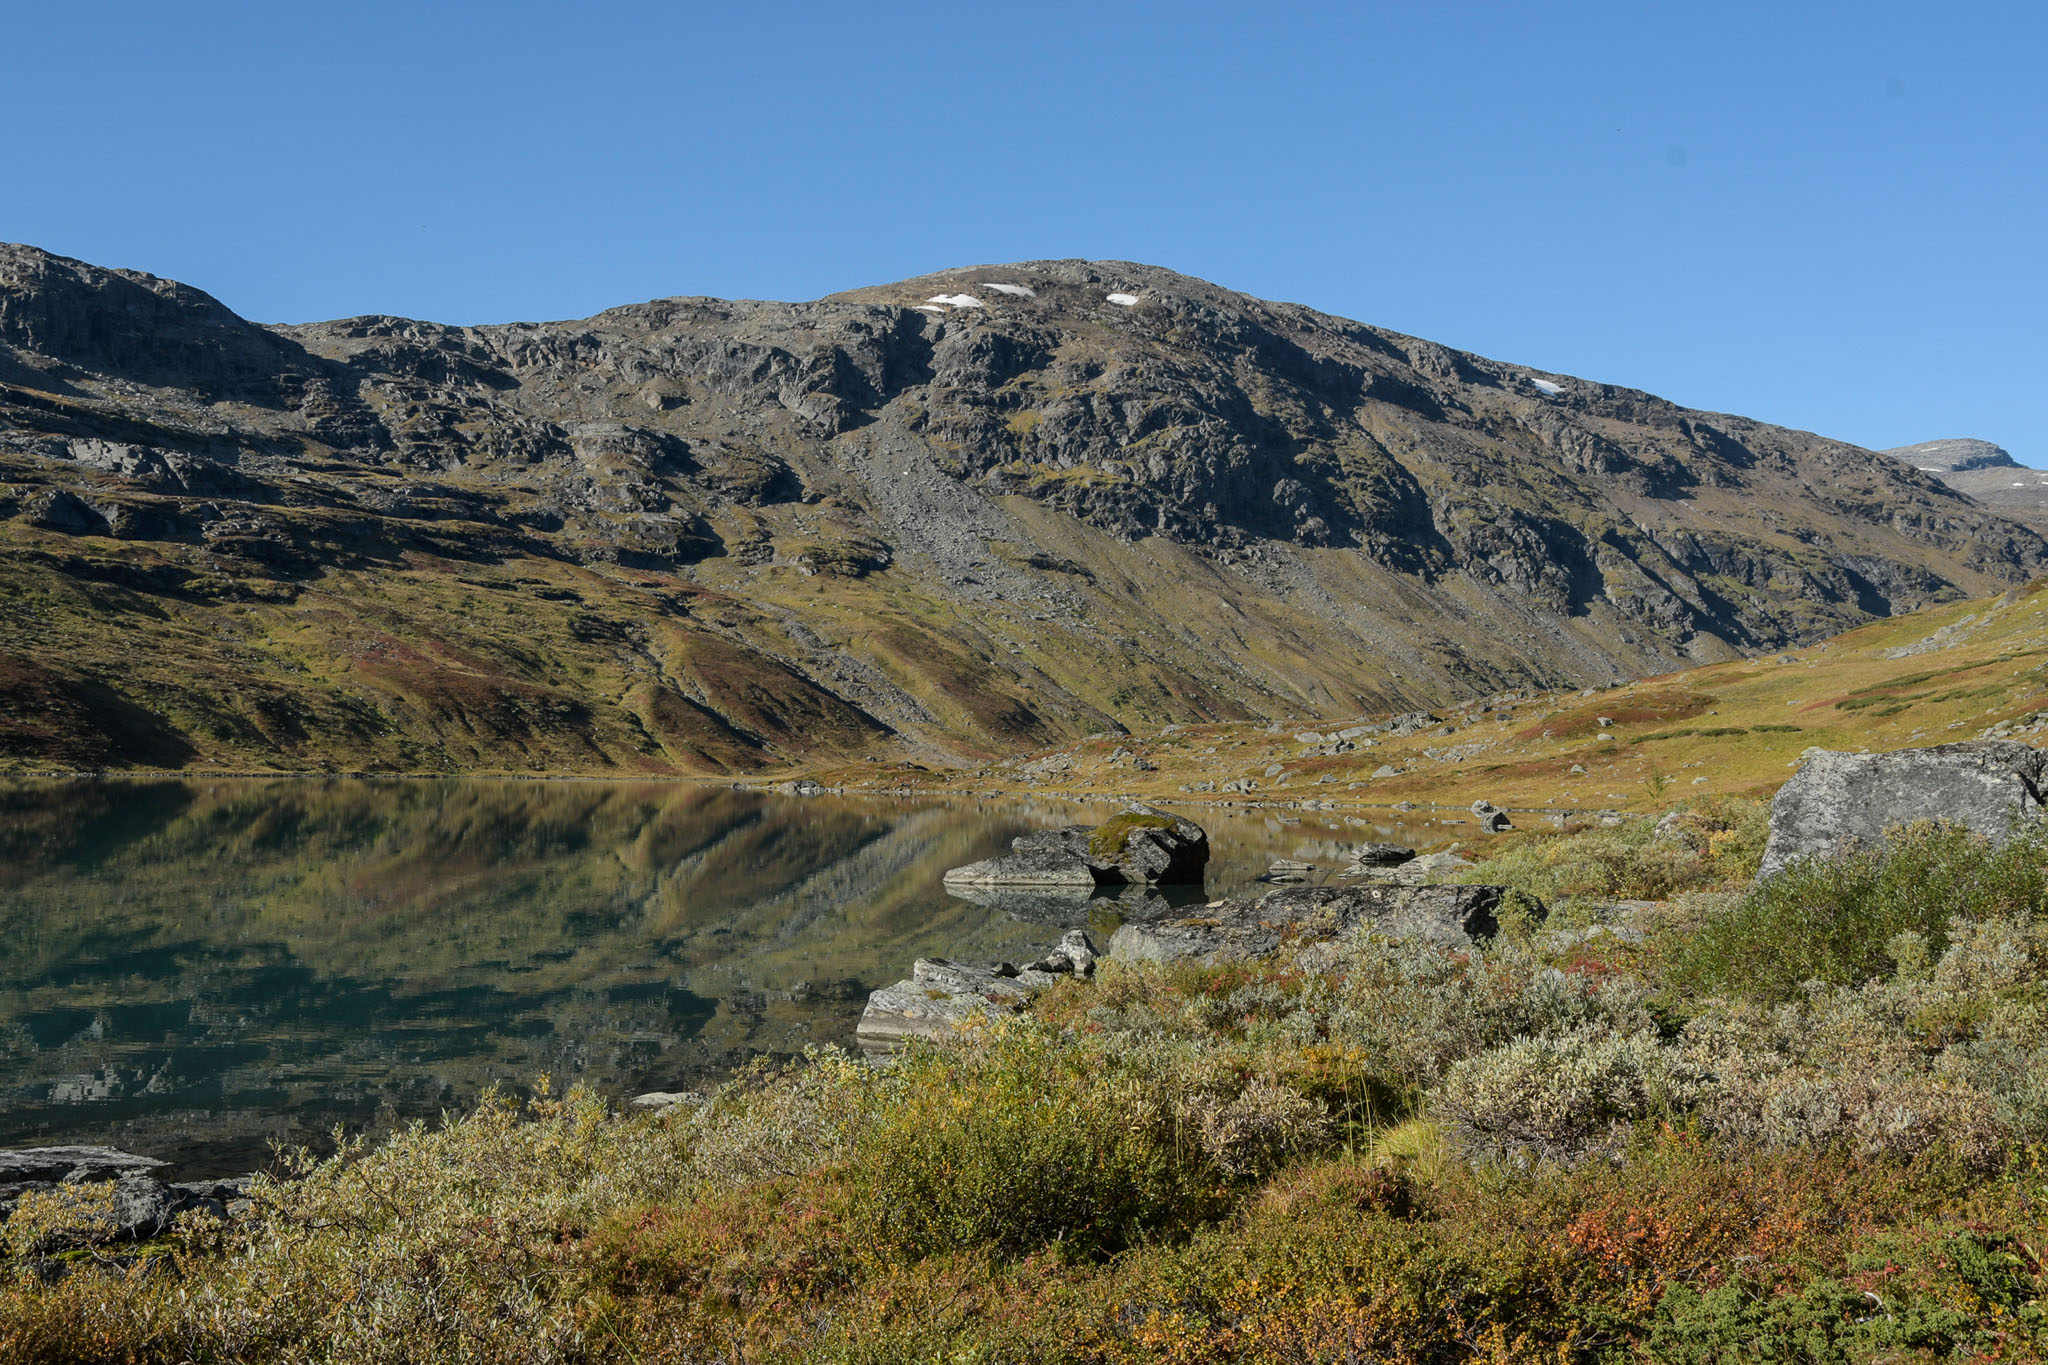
[857,741,2048,1047]
[13,740,2045,1261]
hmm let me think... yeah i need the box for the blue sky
[5,2,2042,463]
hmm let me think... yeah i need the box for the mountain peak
[1880,438,2020,474]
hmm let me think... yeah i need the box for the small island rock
[943,806,1208,888]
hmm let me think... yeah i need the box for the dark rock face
[943,808,1208,888]
[1108,883,1514,965]
[1758,741,2048,878]
[4,243,2045,770]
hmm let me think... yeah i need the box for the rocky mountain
[1880,438,2048,531]
[1,243,2042,773]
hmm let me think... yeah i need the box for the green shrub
[844,1024,1237,1259]
[1669,821,2048,1002]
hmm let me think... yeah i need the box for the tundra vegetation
[9,800,2048,1361]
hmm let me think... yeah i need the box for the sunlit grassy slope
[823,578,2048,814]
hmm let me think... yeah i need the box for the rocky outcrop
[1108,883,1516,965]
[942,807,1208,888]
[0,1146,254,1244]
[1758,740,2048,878]
[1880,439,2021,475]
[857,929,1099,1045]
[1879,440,2048,533]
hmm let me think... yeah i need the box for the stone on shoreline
[0,1147,255,1244]
[858,930,1100,1046]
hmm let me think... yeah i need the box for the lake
[0,778,1455,1176]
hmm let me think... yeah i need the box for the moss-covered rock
[942,805,1208,889]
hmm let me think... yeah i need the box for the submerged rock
[1339,843,1417,875]
[1759,740,2048,879]
[1260,859,1316,884]
[942,806,1208,888]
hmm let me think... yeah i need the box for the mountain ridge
[1,243,2041,773]
[1879,437,2048,531]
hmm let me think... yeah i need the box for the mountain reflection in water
[0,778,1448,1175]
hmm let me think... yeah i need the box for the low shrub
[844,1025,1236,1259]
[1669,821,2048,1001]
[1432,1025,1706,1166]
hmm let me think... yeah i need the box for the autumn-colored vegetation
[8,805,2048,1360]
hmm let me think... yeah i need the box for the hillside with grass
[833,577,2048,818]
[4,244,2044,775]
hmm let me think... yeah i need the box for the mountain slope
[0,245,2040,773]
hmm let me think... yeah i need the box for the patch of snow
[1917,465,1944,471]
[914,305,948,314]
[927,293,985,308]
[1529,378,1564,396]
[980,282,1035,298]
[2016,481,2029,487]
[1105,292,1140,306]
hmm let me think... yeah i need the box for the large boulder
[1758,741,2048,879]
[941,828,1098,888]
[943,806,1208,888]
[1108,883,1517,965]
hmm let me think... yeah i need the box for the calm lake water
[0,779,1455,1176]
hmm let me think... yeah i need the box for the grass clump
[1454,796,1768,907]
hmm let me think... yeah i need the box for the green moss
[1086,810,1177,864]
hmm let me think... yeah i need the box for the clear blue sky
[6,2,2043,463]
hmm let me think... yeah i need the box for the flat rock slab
[1759,740,2047,878]
[0,1146,168,1185]
[0,1148,256,1241]
[858,930,1099,1046]
[940,881,1165,925]
[1109,883,1513,965]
